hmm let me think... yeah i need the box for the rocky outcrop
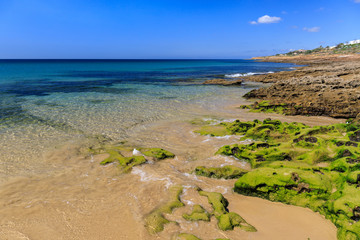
[242,55,360,118]
[202,78,242,86]
[200,118,360,239]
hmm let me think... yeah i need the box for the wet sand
[0,102,341,239]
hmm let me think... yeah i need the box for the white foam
[210,186,230,194]
[183,173,202,182]
[131,167,173,188]
[202,135,233,142]
[225,71,274,78]
[239,138,253,144]
[183,199,195,205]
[132,148,142,156]
[214,135,231,140]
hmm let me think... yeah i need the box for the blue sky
[0,0,359,59]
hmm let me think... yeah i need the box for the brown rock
[202,78,242,86]
[242,54,360,118]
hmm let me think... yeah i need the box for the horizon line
[0,58,254,60]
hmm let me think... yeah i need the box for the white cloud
[250,15,282,25]
[258,15,281,24]
[354,0,360,3]
[303,27,320,32]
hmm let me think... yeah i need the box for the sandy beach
[0,102,340,239]
[1,0,359,239]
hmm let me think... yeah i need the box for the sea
[0,59,295,179]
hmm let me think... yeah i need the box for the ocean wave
[225,71,274,78]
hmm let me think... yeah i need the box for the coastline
[0,58,353,239]
[0,99,340,239]
[243,54,360,119]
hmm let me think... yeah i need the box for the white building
[345,39,360,45]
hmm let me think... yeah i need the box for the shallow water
[0,60,341,239]
[0,59,295,179]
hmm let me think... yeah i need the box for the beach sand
[0,103,340,239]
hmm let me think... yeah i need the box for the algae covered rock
[224,118,360,239]
[199,191,228,218]
[145,185,184,234]
[99,149,147,172]
[174,233,201,240]
[145,211,170,234]
[240,100,288,114]
[215,119,360,168]
[194,125,230,137]
[234,167,332,200]
[216,142,292,168]
[139,147,175,160]
[234,162,360,238]
[198,190,256,232]
[183,204,210,222]
[90,144,175,172]
[218,212,256,232]
[193,166,248,179]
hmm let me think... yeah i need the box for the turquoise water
[0,59,295,178]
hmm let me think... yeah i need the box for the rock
[241,58,360,118]
[305,137,318,143]
[349,130,360,142]
[138,148,175,160]
[174,233,201,240]
[193,166,248,179]
[202,78,242,86]
[145,185,184,234]
[198,190,256,232]
[183,204,210,222]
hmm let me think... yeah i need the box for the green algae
[193,166,248,179]
[198,190,256,232]
[145,211,170,234]
[193,117,360,238]
[194,125,230,137]
[194,119,259,137]
[99,149,147,172]
[240,101,288,114]
[215,118,360,239]
[174,233,202,240]
[215,119,360,168]
[139,148,175,160]
[234,167,360,239]
[145,185,185,234]
[183,204,210,222]
[90,144,175,172]
[198,191,229,218]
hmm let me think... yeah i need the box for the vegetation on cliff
[277,42,360,56]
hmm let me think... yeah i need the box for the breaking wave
[225,71,274,78]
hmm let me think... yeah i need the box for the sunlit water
[0,59,296,179]
[0,60,341,240]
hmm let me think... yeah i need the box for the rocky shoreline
[242,54,360,119]
[192,117,360,240]
[91,54,360,239]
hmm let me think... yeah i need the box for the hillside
[277,40,360,57]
